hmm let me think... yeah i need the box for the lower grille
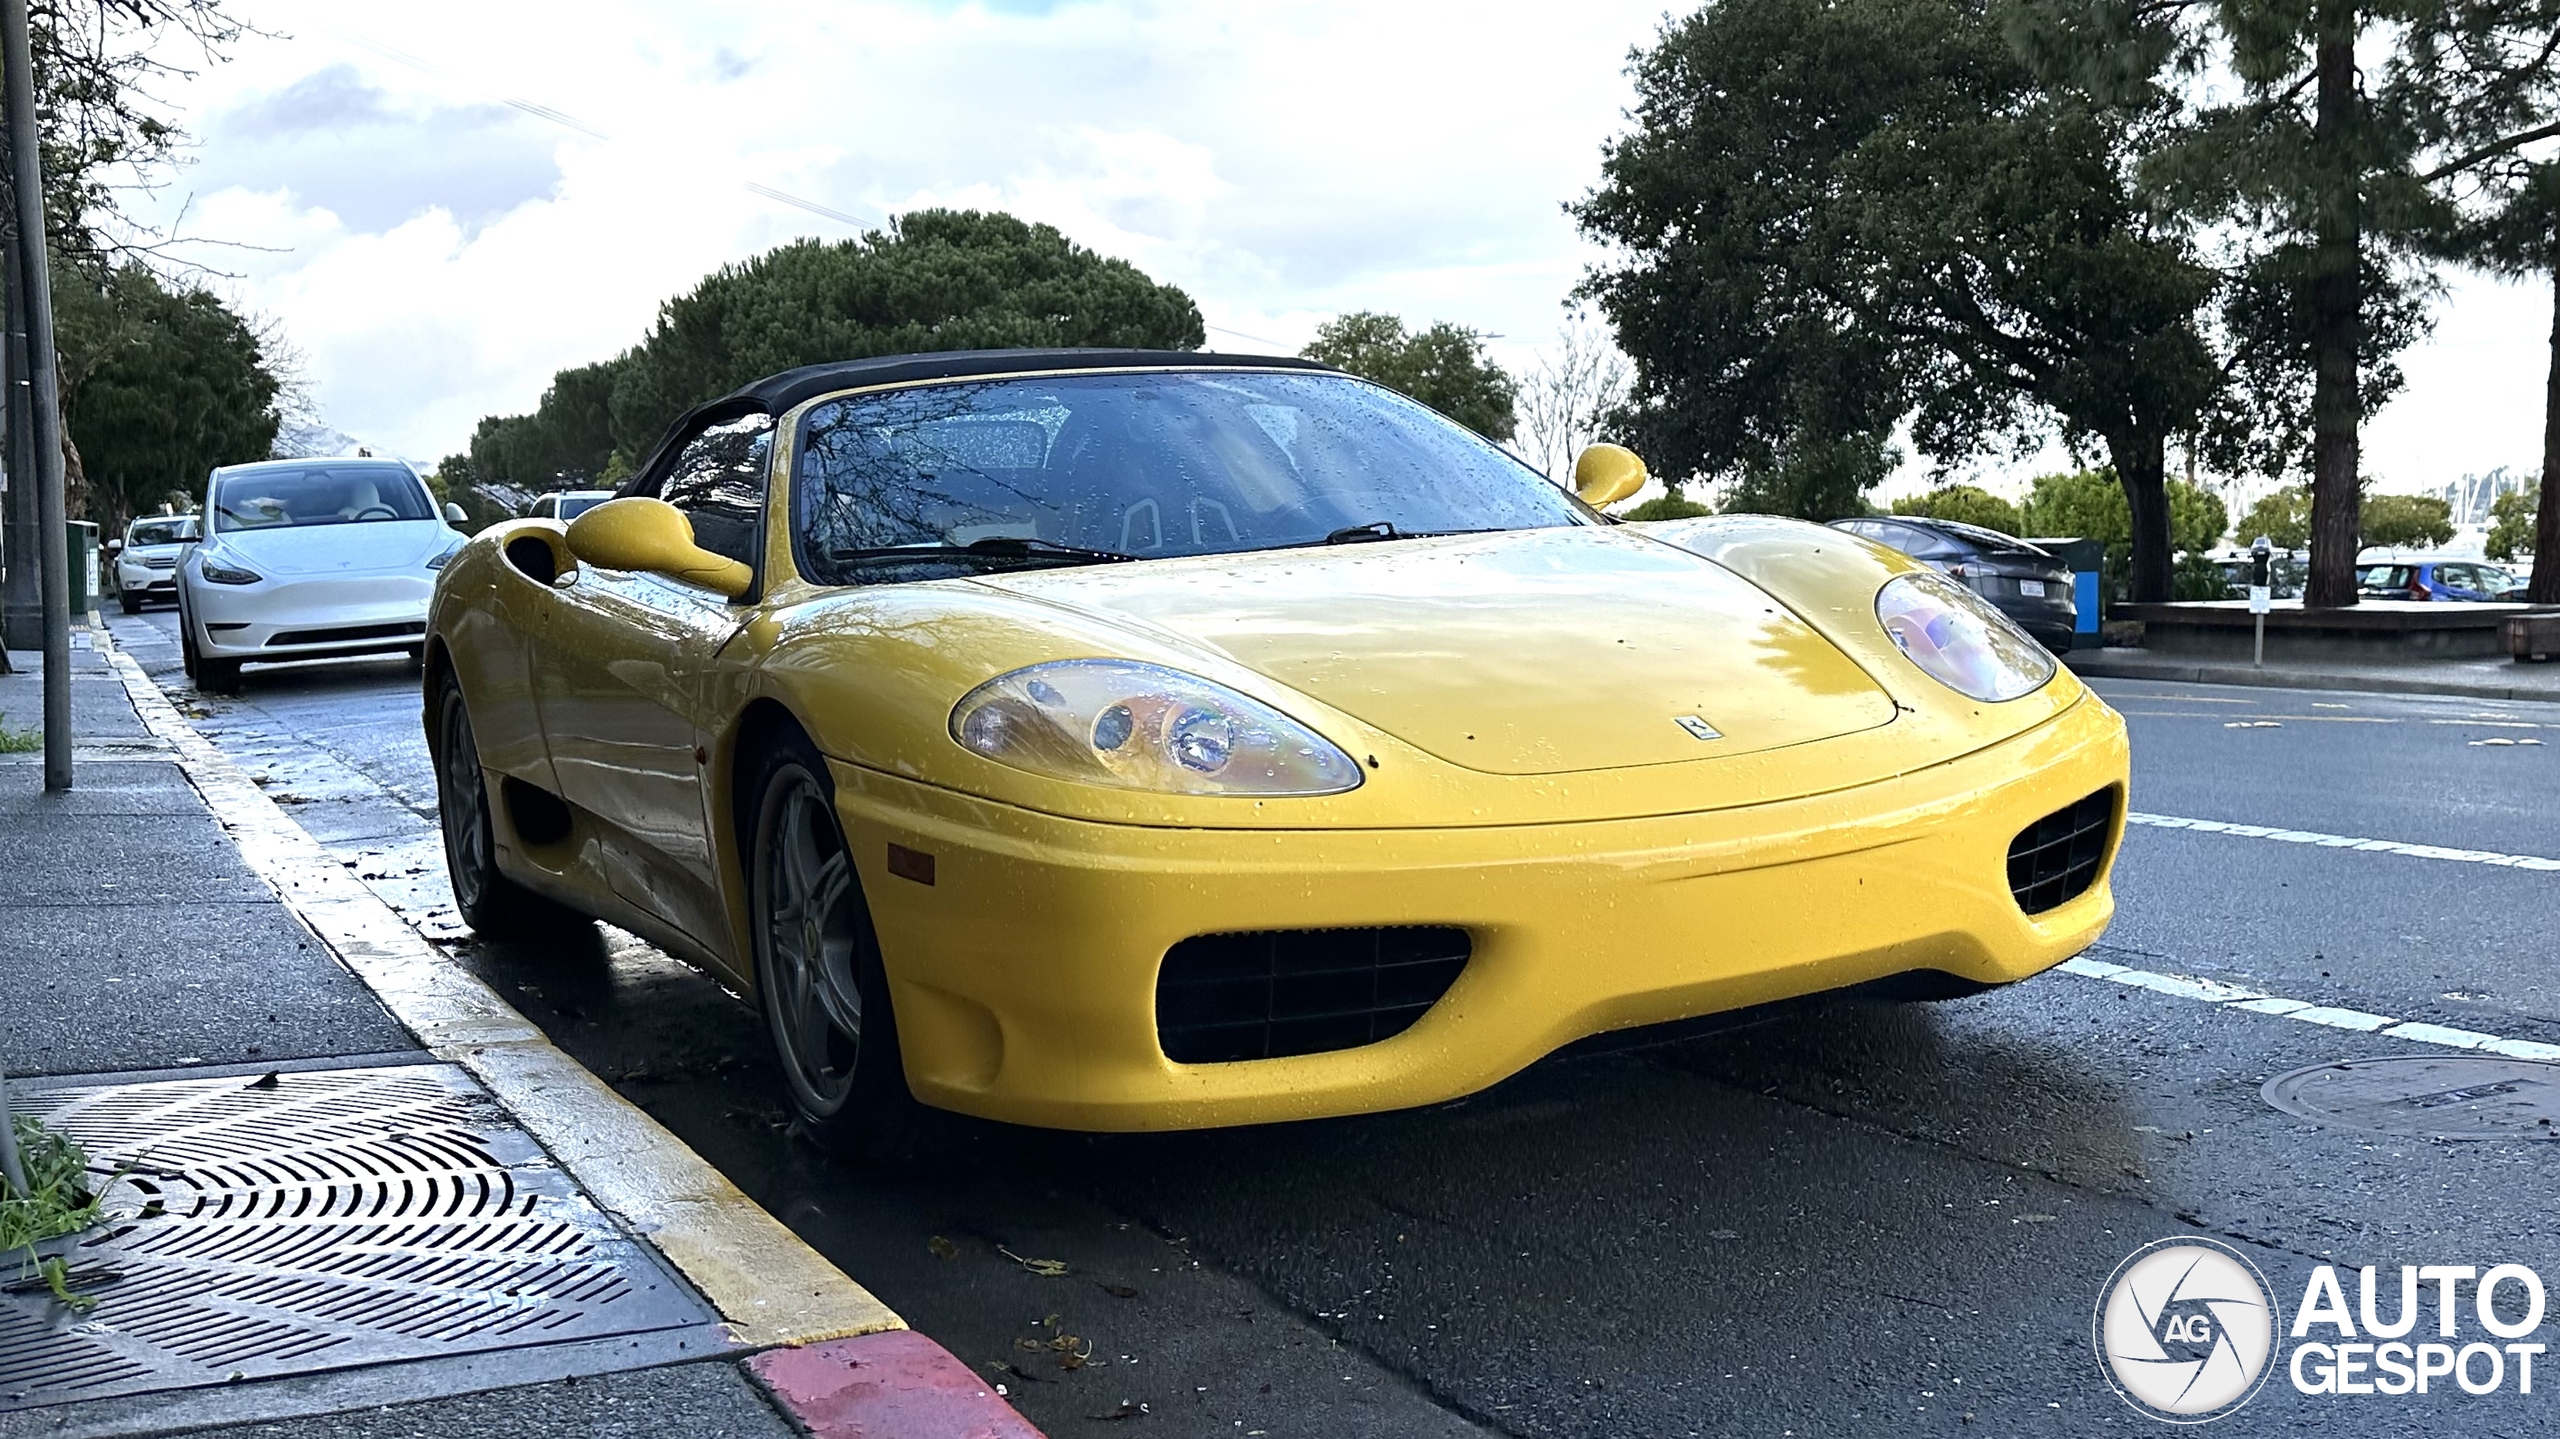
[2008,788,2118,914]
[1156,927,1470,1064]
[266,620,425,648]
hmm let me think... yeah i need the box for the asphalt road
[111,608,2560,1437]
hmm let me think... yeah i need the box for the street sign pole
[2249,535,2273,669]
[1,0,70,790]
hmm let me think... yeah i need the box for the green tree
[2398,3,2560,599]
[469,359,624,492]
[2488,482,2541,562]
[1574,0,2222,592]
[2012,0,2560,607]
[1893,485,2024,535]
[1718,432,1902,522]
[2235,486,2312,549]
[2359,492,2455,548]
[1620,493,1715,521]
[2020,467,2228,593]
[1299,312,1518,440]
[602,209,1204,458]
[55,264,279,539]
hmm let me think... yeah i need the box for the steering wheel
[352,504,398,521]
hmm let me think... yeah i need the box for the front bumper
[833,691,2129,1131]
[117,563,178,599]
[189,571,433,660]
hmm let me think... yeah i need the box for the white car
[526,488,615,523]
[109,513,199,613]
[176,458,466,692]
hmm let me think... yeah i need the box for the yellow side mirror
[1573,443,1648,509]
[565,497,753,599]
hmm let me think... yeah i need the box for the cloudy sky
[132,0,2553,499]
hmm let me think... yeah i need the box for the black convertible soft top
[624,348,1337,495]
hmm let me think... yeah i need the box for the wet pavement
[108,609,2560,1437]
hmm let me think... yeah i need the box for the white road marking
[2127,811,2560,871]
[2058,956,2560,1060]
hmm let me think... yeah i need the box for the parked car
[527,489,615,523]
[425,348,2128,1155]
[2355,560,2527,602]
[176,458,466,692]
[107,513,199,613]
[1828,515,2078,651]
[2211,550,2306,600]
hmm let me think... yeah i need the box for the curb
[100,641,1044,1438]
[2063,651,2560,703]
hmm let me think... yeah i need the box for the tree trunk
[2535,246,2560,604]
[2303,0,2363,609]
[2113,429,2174,602]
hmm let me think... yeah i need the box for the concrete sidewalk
[2064,645,2560,703]
[0,639,1036,1439]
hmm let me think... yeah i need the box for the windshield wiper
[824,536,1137,568]
[1317,523,1503,546]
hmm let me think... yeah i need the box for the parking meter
[2249,535,2273,666]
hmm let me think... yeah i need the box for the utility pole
[0,201,32,663]
[1,0,69,790]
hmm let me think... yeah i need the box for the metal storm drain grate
[2264,1056,2560,1140]
[1,1064,719,1411]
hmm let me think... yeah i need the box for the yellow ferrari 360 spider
[425,349,2127,1153]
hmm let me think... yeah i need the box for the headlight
[951,659,1363,796]
[1875,570,2054,702]
[426,542,462,570]
[198,558,263,585]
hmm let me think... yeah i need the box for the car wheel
[433,673,575,935]
[749,733,918,1162]
[119,592,142,616]
[196,645,242,695]
[180,615,200,680]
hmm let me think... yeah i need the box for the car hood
[212,520,451,576]
[971,527,1899,776]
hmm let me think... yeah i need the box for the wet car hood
[210,520,452,576]
[973,526,1898,776]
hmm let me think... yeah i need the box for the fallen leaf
[1090,1401,1148,1421]
[999,1245,1069,1278]
[1707,1229,1740,1241]
[1100,1282,1140,1299]
[927,1235,960,1261]
[247,1071,280,1090]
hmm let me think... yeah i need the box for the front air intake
[1155,927,1470,1064]
[2007,787,2119,914]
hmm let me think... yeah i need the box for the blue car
[2356,561,2528,601]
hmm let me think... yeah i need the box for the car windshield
[556,493,608,522]
[792,370,1590,583]
[1928,519,2042,553]
[128,517,196,547]
[211,465,433,533]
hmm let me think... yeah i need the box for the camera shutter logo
[2095,1237,2281,1422]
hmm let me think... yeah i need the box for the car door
[535,415,774,954]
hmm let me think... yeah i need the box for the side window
[657,414,775,568]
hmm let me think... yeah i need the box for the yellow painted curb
[105,646,903,1349]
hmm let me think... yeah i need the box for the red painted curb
[748,1329,1046,1439]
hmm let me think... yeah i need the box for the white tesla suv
[176,458,464,692]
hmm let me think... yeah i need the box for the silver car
[110,513,199,613]
[176,458,464,692]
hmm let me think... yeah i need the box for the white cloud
[127,0,2554,495]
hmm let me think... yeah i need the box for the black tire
[179,614,199,680]
[196,646,241,695]
[119,592,142,616]
[433,673,575,935]
[1861,970,2007,1002]
[748,731,918,1162]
